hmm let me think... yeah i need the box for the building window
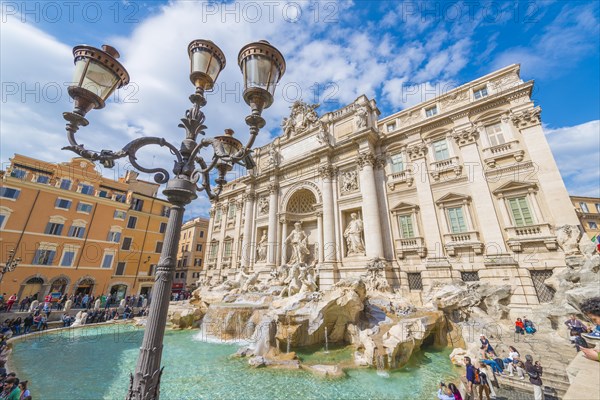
[59,179,72,190]
[596,203,600,213]
[155,241,163,253]
[101,253,114,269]
[0,215,6,230]
[175,272,180,279]
[580,202,590,213]
[36,175,50,184]
[68,225,86,238]
[115,193,127,203]
[407,273,423,290]
[0,187,20,200]
[97,190,109,198]
[127,216,137,229]
[215,209,222,223]
[131,198,144,211]
[209,242,218,259]
[114,210,126,220]
[589,222,598,230]
[228,204,236,219]
[181,272,186,279]
[55,198,72,210]
[530,270,556,303]
[461,271,480,282]
[60,250,76,267]
[80,184,95,195]
[508,197,534,227]
[115,262,126,276]
[425,105,438,118]
[223,240,233,258]
[485,123,505,147]
[107,230,121,243]
[161,206,170,217]
[45,222,64,236]
[398,215,415,238]
[390,153,404,173]
[148,264,156,276]
[122,237,132,251]
[473,86,488,100]
[386,122,396,132]
[182,258,188,267]
[432,139,450,161]
[159,222,167,234]
[196,244,202,252]
[194,258,202,267]
[199,230,204,238]
[77,203,93,213]
[10,169,26,179]
[447,207,468,233]
[33,249,56,265]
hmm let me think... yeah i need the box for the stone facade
[201,64,582,308]
[571,195,600,242]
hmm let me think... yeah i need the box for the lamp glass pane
[244,54,280,95]
[72,58,88,86]
[81,61,119,100]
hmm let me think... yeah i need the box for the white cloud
[545,120,600,197]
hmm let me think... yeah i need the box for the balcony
[386,170,414,190]
[505,223,558,252]
[442,231,483,256]
[395,237,426,258]
[482,140,525,168]
[430,156,462,181]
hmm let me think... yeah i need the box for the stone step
[496,375,568,399]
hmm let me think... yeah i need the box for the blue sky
[1,0,599,218]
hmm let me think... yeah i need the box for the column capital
[242,191,257,202]
[318,164,336,178]
[452,125,480,147]
[268,182,279,194]
[510,106,541,129]
[209,207,216,217]
[406,142,428,160]
[357,151,376,170]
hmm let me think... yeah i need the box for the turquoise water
[11,326,460,400]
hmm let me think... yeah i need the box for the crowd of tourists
[0,336,32,400]
[437,297,600,400]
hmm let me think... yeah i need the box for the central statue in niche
[344,213,366,256]
[285,222,310,264]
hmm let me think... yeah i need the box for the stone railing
[386,170,414,190]
[394,237,426,258]
[505,223,558,252]
[430,156,462,181]
[482,139,525,168]
[442,231,483,256]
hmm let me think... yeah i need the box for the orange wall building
[0,154,169,301]
[175,217,209,293]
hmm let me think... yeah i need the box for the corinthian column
[241,192,255,268]
[267,181,279,266]
[319,164,337,262]
[357,152,384,258]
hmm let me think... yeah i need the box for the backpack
[473,367,481,384]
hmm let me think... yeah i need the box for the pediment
[435,192,471,205]
[493,181,538,195]
[390,201,419,212]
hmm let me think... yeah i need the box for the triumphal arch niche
[203,65,584,306]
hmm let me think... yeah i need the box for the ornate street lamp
[0,249,21,284]
[61,39,285,400]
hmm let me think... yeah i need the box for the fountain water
[375,354,389,378]
[286,313,291,354]
[324,326,329,354]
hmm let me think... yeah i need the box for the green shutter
[448,207,467,233]
[399,215,414,238]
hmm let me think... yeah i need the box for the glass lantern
[188,40,226,90]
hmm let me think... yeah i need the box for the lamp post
[0,249,21,285]
[61,40,285,400]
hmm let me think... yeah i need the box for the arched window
[287,189,316,214]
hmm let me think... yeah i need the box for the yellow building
[0,155,168,301]
[571,195,600,241]
[110,171,171,300]
[175,217,209,293]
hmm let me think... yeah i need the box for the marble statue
[340,170,359,193]
[240,271,260,293]
[213,268,252,292]
[285,222,310,264]
[299,264,318,293]
[344,213,366,256]
[256,230,268,262]
[556,225,582,256]
[354,104,368,129]
[279,263,302,297]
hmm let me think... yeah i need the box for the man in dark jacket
[525,354,543,400]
